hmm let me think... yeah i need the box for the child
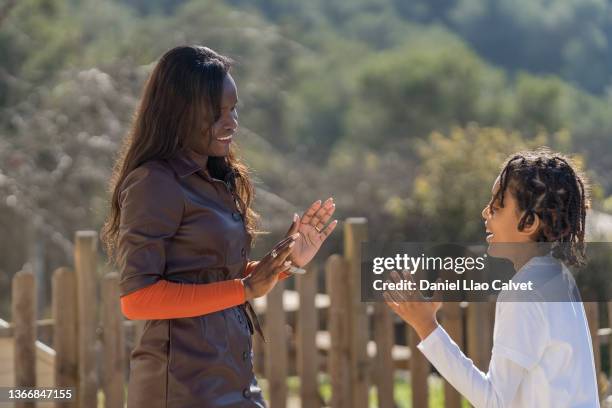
[384,148,599,407]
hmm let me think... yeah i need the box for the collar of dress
[166,147,211,180]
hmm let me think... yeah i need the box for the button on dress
[117,147,266,408]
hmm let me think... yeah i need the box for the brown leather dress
[116,147,266,408]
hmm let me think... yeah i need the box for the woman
[101,45,337,408]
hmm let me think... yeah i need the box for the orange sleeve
[120,278,245,320]
[243,260,291,281]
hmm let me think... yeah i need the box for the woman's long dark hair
[101,45,258,263]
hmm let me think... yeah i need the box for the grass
[100,372,470,407]
[259,372,470,408]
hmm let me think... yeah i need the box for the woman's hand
[383,270,442,341]
[242,234,299,301]
[285,197,338,267]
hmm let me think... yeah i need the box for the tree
[412,125,550,241]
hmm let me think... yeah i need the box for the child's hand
[383,270,442,341]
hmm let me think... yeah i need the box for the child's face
[481,175,537,245]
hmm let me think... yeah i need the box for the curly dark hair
[490,147,591,266]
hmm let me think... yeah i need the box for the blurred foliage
[1,0,612,317]
[229,0,612,94]
[412,125,548,241]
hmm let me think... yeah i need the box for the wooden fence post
[12,267,36,408]
[326,255,351,408]
[372,303,394,408]
[265,279,287,408]
[442,302,463,408]
[297,264,320,408]
[52,266,78,408]
[584,302,601,395]
[408,326,429,407]
[608,302,612,387]
[74,231,98,408]
[344,218,369,408]
[102,272,125,408]
[466,302,492,371]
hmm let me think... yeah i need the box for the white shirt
[417,255,599,407]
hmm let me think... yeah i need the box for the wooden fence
[1,220,612,407]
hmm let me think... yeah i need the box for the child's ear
[519,211,541,239]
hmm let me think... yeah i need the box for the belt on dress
[242,300,267,343]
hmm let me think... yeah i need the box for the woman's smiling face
[194,73,239,157]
